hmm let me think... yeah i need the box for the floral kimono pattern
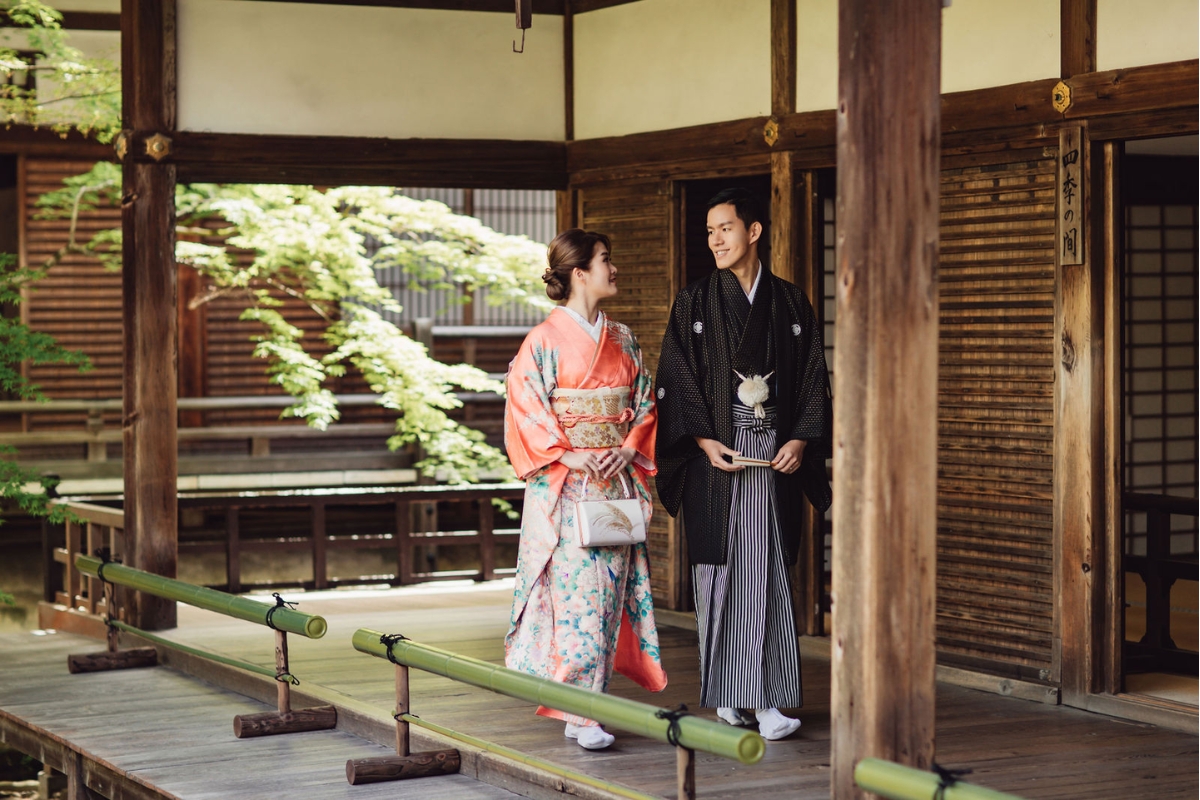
[504,308,667,724]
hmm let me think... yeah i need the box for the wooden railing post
[395,663,410,757]
[395,499,412,585]
[275,629,291,715]
[85,408,106,463]
[65,519,81,610]
[225,506,241,594]
[676,746,695,800]
[311,501,327,590]
[1141,509,1176,650]
[478,497,496,582]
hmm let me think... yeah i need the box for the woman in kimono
[504,228,667,751]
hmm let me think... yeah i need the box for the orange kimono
[504,308,667,723]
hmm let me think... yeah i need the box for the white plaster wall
[573,0,770,140]
[176,0,564,140]
[941,0,1058,94]
[1098,0,1198,71]
[51,0,119,11]
[795,0,837,113]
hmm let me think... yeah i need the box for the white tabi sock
[755,708,801,741]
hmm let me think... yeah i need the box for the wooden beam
[566,60,1197,178]
[119,131,566,189]
[563,0,575,141]
[769,150,797,284]
[231,0,645,12]
[1053,125,1104,705]
[120,0,179,631]
[795,168,823,636]
[0,11,121,30]
[771,0,797,117]
[1061,0,1096,78]
[234,0,567,12]
[830,0,940,796]
[0,126,112,158]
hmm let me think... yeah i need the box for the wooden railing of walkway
[351,628,766,800]
[70,553,337,738]
[1124,492,1200,676]
[48,485,526,612]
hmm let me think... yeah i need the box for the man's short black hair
[706,187,763,231]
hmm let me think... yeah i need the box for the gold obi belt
[550,386,634,449]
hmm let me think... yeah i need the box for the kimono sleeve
[504,334,571,480]
[653,292,716,516]
[620,335,658,475]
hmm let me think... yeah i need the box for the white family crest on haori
[693,321,704,334]
[791,323,802,336]
[657,387,666,399]
[734,370,774,419]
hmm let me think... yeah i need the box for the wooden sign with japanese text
[1058,127,1084,266]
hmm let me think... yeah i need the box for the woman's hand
[558,449,607,478]
[695,437,744,472]
[601,447,637,479]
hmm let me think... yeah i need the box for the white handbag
[575,472,647,547]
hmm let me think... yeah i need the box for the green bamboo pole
[76,554,326,639]
[399,714,659,800]
[352,628,764,765]
[855,759,1027,800]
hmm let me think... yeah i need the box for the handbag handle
[579,469,634,500]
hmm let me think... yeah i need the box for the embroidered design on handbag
[576,472,647,547]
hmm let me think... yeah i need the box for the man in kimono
[655,188,831,741]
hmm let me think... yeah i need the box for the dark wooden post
[478,497,496,582]
[1054,126,1102,705]
[120,0,178,630]
[831,0,941,796]
[312,501,328,590]
[1061,0,1097,78]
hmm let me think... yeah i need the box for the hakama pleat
[693,404,803,709]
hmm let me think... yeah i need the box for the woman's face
[573,241,618,302]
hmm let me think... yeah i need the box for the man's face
[706,203,761,270]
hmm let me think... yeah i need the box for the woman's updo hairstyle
[543,228,611,302]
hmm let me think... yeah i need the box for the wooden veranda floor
[5,582,1198,800]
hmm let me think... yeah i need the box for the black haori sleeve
[782,283,833,513]
[654,288,716,517]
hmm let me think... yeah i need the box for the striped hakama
[692,403,803,709]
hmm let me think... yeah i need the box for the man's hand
[695,437,744,472]
[771,439,806,474]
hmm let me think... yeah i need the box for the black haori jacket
[654,267,832,566]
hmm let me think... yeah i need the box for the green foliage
[40,169,552,481]
[0,0,121,141]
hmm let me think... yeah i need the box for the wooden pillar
[1061,0,1097,78]
[1054,126,1104,705]
[177,264,207,429]
[121,0,178,630]
[770,151,797,284]
[830,1,941,796]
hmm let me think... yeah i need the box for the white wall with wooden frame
[1098,0,1198,71]
[572,0,771,139]
[174,0,565,140]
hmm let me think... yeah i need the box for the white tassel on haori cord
[733,370,774,419]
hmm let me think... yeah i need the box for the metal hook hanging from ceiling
[513,0,532,53]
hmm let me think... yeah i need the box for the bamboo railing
[854,758,1026,800]
[349,628,764,797]
[71,553,337,738]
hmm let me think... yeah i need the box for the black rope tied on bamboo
[93,547,120,585]
[931,762,972,800]
[264,593,297,631]
[274,672,300,686]
[380,633,408,666]
[655,704,690,747]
